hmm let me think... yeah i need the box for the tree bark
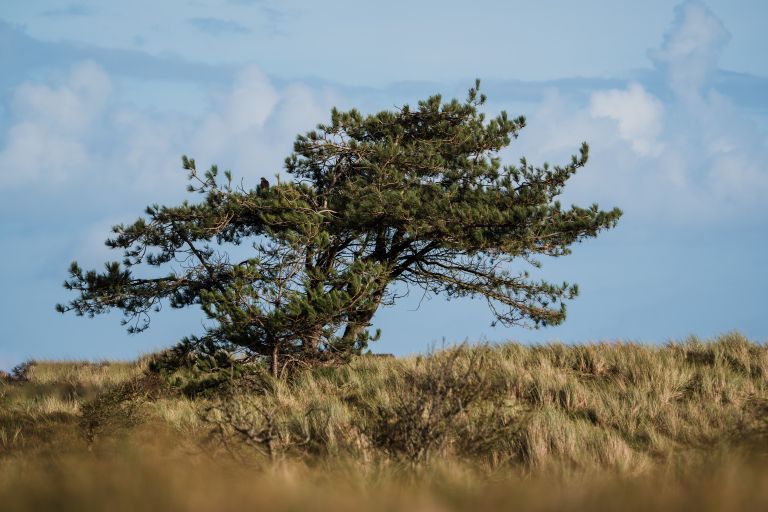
[303,326,323,353]
[341,288,385,345]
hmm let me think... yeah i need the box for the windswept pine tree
[58,81,622,376]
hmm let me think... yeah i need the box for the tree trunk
[341,321,369,346]
[341,289,385,345]
[303,326,323,353]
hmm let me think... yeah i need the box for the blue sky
[1,1,767,368]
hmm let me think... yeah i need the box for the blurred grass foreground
[1,332,767,511]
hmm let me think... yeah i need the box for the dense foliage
[57,82,621,374]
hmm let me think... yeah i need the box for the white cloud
[589,83,664,157]
[647,1,768,209]
[13,61,111,133]
[521,83,767,221]
[1,3,766,227]
[504,1,767,223]
[192,65,280,170]
[0,61,338,194]
[191,66,338,180]
[0,61,111,186]
[649,0,730,103]
[0,121,90,185]
[510,91,648,214]
[221,65,278,132]
[267,83,330,141]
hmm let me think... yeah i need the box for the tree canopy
[58,81,622,376]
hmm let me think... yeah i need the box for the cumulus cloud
[509,1,767,222]
[0,61,111,186]
[649,0,730,103]
[191,65,339,179]
[1,0,765,223]
[589,83,664,157]
[200,66,278,138]
[648,1,768,207]
[14,62,111,133]
[0,59,339,200]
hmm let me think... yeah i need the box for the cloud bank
[0,61,111,186]
[0,0,765,234]
[509,0,767,223]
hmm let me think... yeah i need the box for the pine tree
[58,81,622,376]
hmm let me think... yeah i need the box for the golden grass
[0,442,766,512]
[0,331,766,510]
[19,359,146,387]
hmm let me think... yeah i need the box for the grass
[0,331,766,510]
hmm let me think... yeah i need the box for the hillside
[1,332,767,511]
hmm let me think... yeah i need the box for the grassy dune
[1,332,766,511]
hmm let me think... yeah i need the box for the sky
[0,0,767,368]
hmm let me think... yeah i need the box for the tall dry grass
[0,332,766,510]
